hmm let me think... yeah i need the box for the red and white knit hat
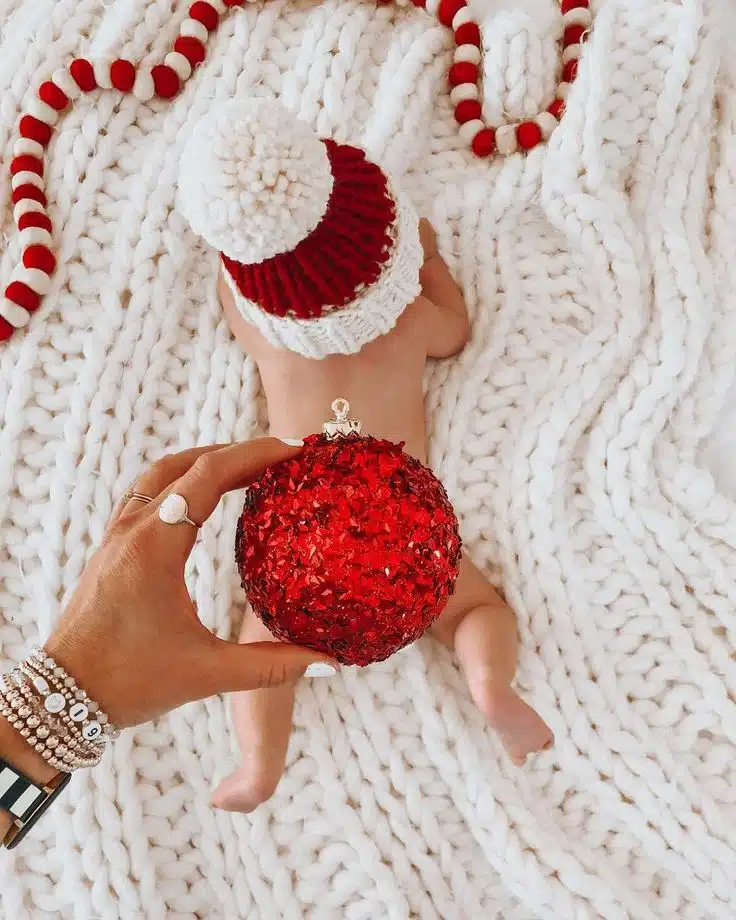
[177,100,422,359]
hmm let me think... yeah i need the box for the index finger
[149,437,303,533]
[111,444,230,525]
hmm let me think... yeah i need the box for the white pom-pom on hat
[178,99,333,264]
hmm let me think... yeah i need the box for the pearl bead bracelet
[0,648,118,773]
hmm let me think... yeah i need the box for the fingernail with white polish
[305,662,337,678]
[279,438,305,447]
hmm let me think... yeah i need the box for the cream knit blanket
[2,1,736,917]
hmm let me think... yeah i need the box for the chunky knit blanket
[2,0,736,917]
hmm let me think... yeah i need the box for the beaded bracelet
[0,675,78,772]
[13,676,103,764]
[0,675,87,772]
[1,677,102,772]
[24,650,117,741]
[0,648,118,773]
[0,674,100,771]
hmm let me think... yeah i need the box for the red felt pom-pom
[472,127,496,157]
[563,25,585,46]
[236,417,461,666]
[19,116,52,147]
[562,59,579,83]
[23,245,56,275]
[5,281,40,313]
[448,62,478,87]
[454,99,482,124]
[517,121,542,150]
[438,0,465,27]
[70,59,97,92]
[175,35,206,67]
[17,212,52,233]
[0,318,14,341]
[454,23,482,47]
[152,65,181,99]
[189,0,219,31]
[561,0,588,13]
[12,185,47,207]
[111,60,136,92]
[11,155,43,177]
[39,81,69,111]
[548,98,565,120]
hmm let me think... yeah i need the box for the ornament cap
[323,398,362,439]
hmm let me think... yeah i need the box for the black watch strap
[0,758,71,850]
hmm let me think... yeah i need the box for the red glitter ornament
[236,400,462,666]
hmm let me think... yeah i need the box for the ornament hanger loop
[324,397,362,439]
[332,398,350,421]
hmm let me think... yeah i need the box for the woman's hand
[43,439,336,729]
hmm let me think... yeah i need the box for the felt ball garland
[1,0,591,341]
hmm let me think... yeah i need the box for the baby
[177,100,553,814]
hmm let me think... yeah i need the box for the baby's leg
[211,612,296,812]
[431,556,553,765]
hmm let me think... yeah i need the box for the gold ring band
[127,492,154,506]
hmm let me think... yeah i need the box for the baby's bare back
[218,220,472,458]
[220,274,431,459]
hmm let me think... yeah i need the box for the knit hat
[177,100,422,360]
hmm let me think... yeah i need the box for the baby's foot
[477,682,554,766]
[211,764,279,814]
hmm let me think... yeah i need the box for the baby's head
[177,99,422,360]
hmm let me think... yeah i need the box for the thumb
[207,638,338,693]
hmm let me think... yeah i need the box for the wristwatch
[0,758,71,849]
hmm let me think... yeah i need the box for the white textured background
[1,1,736,918]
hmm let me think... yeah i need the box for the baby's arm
[418,220,470,359]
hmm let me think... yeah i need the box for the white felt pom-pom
[19,227,53,249]
[450,83,479,105]
[27,97,60,126]
[454,44,481,65]
[180,18,209,44]
[452,7,473,29]
[458,119,484,145]
[13,199,44,223]
[14,138,45,158]
[178,99,333,264]
[93,58,114,90]
[535,111,559,140]
[12,171,44,191]
[133,70,155,102]
[165,51,192,81]
[495,125,518,156]
[0,299,31,328]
